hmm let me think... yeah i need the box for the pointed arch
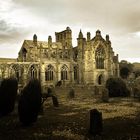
[98,74,103,85]
[22,47,27,61]
[95,45,105,69]
[10,64,20,81]
[61,64,68,80]
[45,64,54,81]
[29,65,37,79]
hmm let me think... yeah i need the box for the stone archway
[98,74,103,85]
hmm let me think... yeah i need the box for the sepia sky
[0,0,140,62]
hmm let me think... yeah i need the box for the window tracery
[95,46,105,69]
[45,64,54,81]
[61,65,68,80]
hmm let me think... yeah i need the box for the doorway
[98,74,103,85]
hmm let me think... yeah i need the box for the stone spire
[87,32,91,41]
[48,36,52,43]
[106,34,111,44]
[106,35,109,41]
[48,36,52,47]
[96,30,101,36]
[78,29,83,38]
[33,34,37,45]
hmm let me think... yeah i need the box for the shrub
[106,78,130,97]
[0,78,18,116]
[120,67,130,79]
[18,79,42,126]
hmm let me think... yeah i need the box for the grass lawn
[0,87,140,140]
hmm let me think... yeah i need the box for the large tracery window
[95,46,105,69]
[29,65,37,79]
[61,65,68,80]
[45,64,54,81]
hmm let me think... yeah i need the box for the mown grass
[0,87,140,140]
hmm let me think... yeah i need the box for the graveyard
[0,86,140,140]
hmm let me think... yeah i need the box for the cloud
[12,0,140,34]
[0,1,29,43]
[0,0,140,62]
[0,19,29,43]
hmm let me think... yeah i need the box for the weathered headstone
[47,86,53,97]
[94,86,99,95]
[68,87,75,99]
[52,96,59,107]
[89,109,103,136]
[101,87,109,102]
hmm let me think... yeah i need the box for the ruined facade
[0,27,119,87]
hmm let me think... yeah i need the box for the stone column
[1,64,6,78]
[78,65,82,84]
[23,65,28,86]
[70,63,73,84]
[56,63,60,82]
[55,62,59,83]
[71,70,74,84]
[40,63,46,87]
[4,66,8,78]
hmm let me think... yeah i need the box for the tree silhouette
[0,78,18,117]
[18,79,42,126]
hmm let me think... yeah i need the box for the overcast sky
[0,0,140,62]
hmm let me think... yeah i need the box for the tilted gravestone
[94,86,99,95]
[52,96,59,107]
[101,87,109,102]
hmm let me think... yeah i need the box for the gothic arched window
[29,65,37,79]
[22,48,27,62]
[95,46,105,69]
[61,65,68,80]
[45,64,54,81]
[11,64,20,81]
[98,74,103,85]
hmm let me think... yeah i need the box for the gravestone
[89,109,103,136]
[94,86,99,95]
[101,87,109,102]
[52,96,59,107]
[68,87,75,99]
